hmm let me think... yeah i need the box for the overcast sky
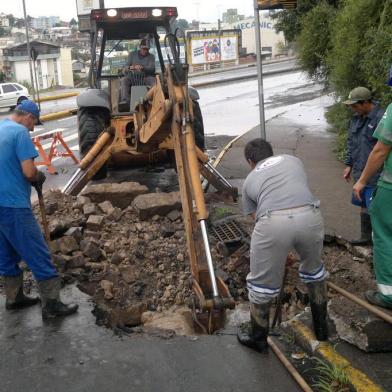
[3,0,257,23]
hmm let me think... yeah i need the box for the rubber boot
[351,212,372,246]
[306,280,328,341]
[365,290,392,310]
[237,302,270,353]
[37,277,78,320]
[4,274,40,310]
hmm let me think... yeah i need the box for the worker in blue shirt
[0,100,78,319]
[343,87,384,245]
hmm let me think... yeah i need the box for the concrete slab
[0,286,301,392]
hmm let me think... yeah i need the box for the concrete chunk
[53,236,79,255]
[83,203,99,217]
[82,182,148,209]
[132,192,181,220]
[329,296,392,352]
[86,215,104,231]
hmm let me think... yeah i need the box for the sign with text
[188,30,240,65]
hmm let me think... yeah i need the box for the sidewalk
[215,103,359,241]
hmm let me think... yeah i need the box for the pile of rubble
[33,183,195,329]
[7,181,388,347]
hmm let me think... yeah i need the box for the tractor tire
[78,107,110,180]
[193,100,205,151]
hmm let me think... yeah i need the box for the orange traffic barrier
[33,131,79,174]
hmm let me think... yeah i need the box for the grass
[311,356,351,392]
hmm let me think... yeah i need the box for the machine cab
[87,7,178,114]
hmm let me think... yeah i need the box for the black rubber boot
[4,274,40,310]
[37,277,78,320]
[365,290,392,310]
[351,212,372,246]
[237,302,270,353]
[307,280,328,341]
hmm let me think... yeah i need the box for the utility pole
[253,0,266,140]
[22,0,36,101]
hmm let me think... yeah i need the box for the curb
[191,66,301,89]
[285,319,383,392]
[41,108,77,123]
[37,92,79,103]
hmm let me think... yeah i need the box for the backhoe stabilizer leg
[62,131,113,196]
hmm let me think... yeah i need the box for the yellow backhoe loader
[64,7,237,332]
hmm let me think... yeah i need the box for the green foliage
[359,1,392,106]
[271,0,339,43]
[327,0,386,98]
[297,1,337,81]
[311,357,351,392]
[325,102,352,161]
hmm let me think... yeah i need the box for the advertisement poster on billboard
[188,30,240,65]
[191,38,221,64]
[221,36,237,61]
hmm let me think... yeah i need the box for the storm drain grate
[210,218,249,243]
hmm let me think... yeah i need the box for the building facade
[200,14,285,58]
[29,16,60,30]
[1,40,74,88]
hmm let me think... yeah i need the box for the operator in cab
[120,38,156,104]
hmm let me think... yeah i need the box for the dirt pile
[32,188,193,329]
[6,187,378,337]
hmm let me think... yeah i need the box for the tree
[297,1,337,81]
[173,18,189,31]
[0,27,7,37]
[7,14,15,27]
[327,0,387,97]
[69,18,77,26]
[270,0,339,43]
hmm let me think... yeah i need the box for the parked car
[0,82,30,110]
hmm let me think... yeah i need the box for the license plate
[121,11,148,19]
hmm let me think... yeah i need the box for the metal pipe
[205,162,233,188]
[327,281,392,325]
[200,220,219,297]
[253,0,266,140]
[62,168,81,194]
[267,337,313,392]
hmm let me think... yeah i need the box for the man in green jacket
[353,66,392,309]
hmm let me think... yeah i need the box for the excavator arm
[63,64,236,333]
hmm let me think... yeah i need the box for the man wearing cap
[0,100,78,319]
[120,39,156,104]
[353,67,392,310]
[342,87,384,245]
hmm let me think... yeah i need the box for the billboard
[188,30,240,65]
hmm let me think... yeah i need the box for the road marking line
[39,132,78,150]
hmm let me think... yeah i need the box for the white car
[0,82,30,110]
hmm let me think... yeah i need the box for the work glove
[32,170,46,193]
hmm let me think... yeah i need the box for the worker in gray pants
[237,139,328,353]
